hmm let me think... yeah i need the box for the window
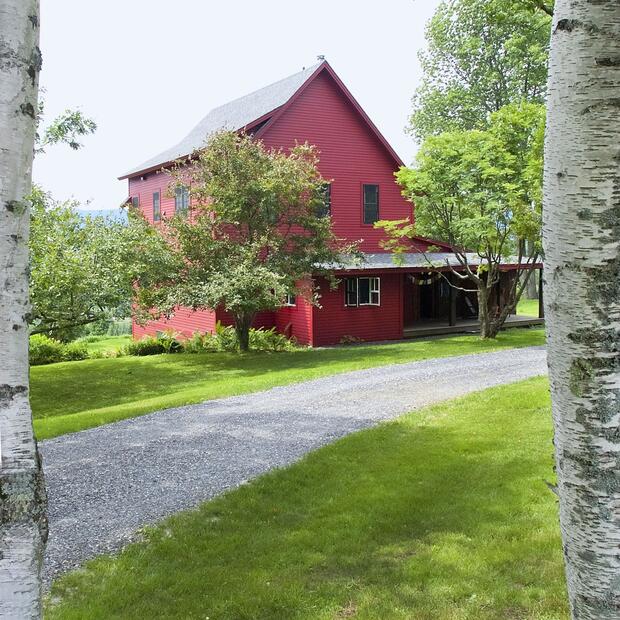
[175,185,189,215]
[368,277,380,305]
[284,293,296,307]
[345,278,358,306]
[363,184,379,224]
[316,182,331,218]
[131,195,139,209]
[153,191,161,222]
[345,277,380,306]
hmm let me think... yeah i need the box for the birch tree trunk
[0,1,47,617]
[543,1,620,617]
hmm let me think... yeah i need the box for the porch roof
[331,253,542,272]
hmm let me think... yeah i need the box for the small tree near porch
[134,131,357,351]
[380,103,544,339]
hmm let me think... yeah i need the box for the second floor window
[316,182,331,218]
[153,191,161,222]
[363,184,379,224]
[175,185,189,215]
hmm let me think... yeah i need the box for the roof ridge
[120,62,324,179]
[207,62,322,116]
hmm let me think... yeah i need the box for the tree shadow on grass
[47,382,566,620]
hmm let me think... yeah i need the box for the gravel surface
[41,345,547,585]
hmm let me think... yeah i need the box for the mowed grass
[46,377,567,620]
[80,335,131,354]
[31,328,545,439]
[517,298,540,316]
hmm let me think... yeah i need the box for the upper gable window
[363,184,379,224]
[175,186,189,215]
[153,191,161,222]
[316,182,331,218]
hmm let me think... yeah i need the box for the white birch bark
[543,1,620,618]
[0,1,46,618]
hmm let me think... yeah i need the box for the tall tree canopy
[135,131,357,351]
[410,0,551,140]
[382,102,544,338]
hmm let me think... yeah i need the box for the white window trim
[283,293,296,307]
[345,277,381,307]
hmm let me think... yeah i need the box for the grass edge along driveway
[31,327,545,440]
[45,376,567,620]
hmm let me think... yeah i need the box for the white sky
[34,0,442,210]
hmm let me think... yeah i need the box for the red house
[121,60,541,346]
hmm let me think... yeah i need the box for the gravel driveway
[41,345,547,585]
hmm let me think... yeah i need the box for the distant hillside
[76,208,128,223]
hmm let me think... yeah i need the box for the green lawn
[80,335,131,354]
[45,377,567,620]
[517,298,540,316]
[31,328,545,440]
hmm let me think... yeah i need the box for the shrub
[122,325,298,357]
[183,332,219,353]
[62,340,89,361]
[214,322,239,352]
[122,331,182,356]
[29,334,89,365]
[181,325,298,354]
[157,330,183,354]
[249,327,298,352]
[122,336,167,356]
[30,334,66,365]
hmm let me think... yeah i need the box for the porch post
[538,267,544,318]
[449,273,457,326]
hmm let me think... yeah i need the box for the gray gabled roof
[121,62,323,179]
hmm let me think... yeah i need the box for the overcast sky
[34,0,442,210]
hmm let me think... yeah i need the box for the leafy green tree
[29,188,168,340]
[380,102,544,338]
[134,131,357,352]
[410,0,551,140]
[36,106,97,153]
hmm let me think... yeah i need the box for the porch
[401,267,544,338]
[403,313,544,339]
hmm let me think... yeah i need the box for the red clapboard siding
[260,70,411,253]
[128,170,178,223]
[274,297,314,346]
[127,64,424,345]
[312,273,403,346]
[133,307,216,339]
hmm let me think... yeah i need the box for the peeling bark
[0,0,46,617]
[543,1,620,618]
